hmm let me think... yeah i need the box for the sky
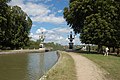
[8,0,81,45]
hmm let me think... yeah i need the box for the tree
[0,1,32,49]
[64,0,96,34]
[9,6,32,49]
[64,0,120,53]
[0,0,11,49]
[80,13,117,53]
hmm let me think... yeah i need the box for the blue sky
[9,0,81,45]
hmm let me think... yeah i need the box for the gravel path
[68,52,108,80]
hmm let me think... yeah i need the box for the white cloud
[73,36,81,45]
[58,10,62,13]
[29,27,81,45]
[33,0,52,3]
[52,27,72,33]
[45,33,66,44]
[44,0,52,3]
[9,1,50,16]
[23,3,51,17]
[36,27,47,34]
[32,24,36,27]
[31,14,65,24]
[8,0,65,24]
[8,0,23,5]
[29,33,39,41]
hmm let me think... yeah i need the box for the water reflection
[28,53,41,80]
[0,51,58,80]
[44,51,58,71]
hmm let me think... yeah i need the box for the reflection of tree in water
[40,53,45,77]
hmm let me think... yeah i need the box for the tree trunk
[108,47,110,53]
[88,45,91,52]
[98,44,102,53]
[112,47,115,53]
[117,48,119,56]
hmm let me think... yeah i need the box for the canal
[0,51,58,80]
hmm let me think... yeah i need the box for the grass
[45,51,77,80]
[81,53,120,80]
[0,50,12,52]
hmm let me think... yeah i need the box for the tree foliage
[0,0,32,49]
[64,0,97,34]
[25,41,64,51]
[64,0,120,52]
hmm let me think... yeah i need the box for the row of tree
[0,0,32,50]
[64,0,120,53]
[25,40,64,51]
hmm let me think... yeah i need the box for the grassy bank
[81,53,120,80]
[45,51,77,80]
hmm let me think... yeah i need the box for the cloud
[36,27,47,34]
[23,3,51,17]
[29,27,70,44]
[43,0,52,3]
[32,24,36,27]
[73,36,81,45]
[29,33,39,41]
[8,0,23,5]
[22,0,52,3]
[29,27,81,45]
[9,1,50,17]
[8,0,65,24]
[31,14,65,24]
[58,10,63,13]
[52,27,72,33]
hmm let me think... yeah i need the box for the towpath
[67,52,108,80]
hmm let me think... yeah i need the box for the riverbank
[0,48,45,54]
[45,51,77,80]
[45,51,110,80]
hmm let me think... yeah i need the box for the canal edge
[39,50,62,80]
[0,49,45,54]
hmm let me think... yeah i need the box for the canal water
[0,51,58,80]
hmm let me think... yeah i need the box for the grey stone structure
[68,31,75,49]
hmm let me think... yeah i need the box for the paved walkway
[68,52,108,80]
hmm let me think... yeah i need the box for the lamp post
[39,32,45,48]
[68,31,75,49]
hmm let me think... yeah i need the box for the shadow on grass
[73,50,120,57]
[74,50,99,54]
